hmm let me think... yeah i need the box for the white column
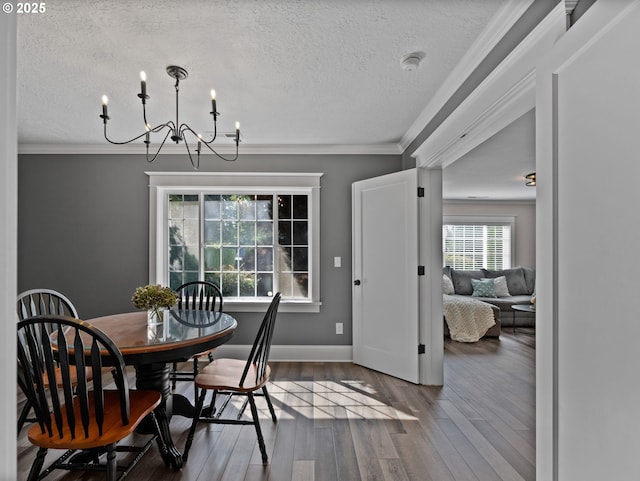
[418,166,444,385]
[0,9,18,479]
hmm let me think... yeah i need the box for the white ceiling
[16,0,534,200]
[443,109,536,201]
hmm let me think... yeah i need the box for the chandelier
[100,65,240,169]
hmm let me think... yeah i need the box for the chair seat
[196,358,271,392]
[28,390,161,450]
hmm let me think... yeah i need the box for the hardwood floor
[17,330,535,481]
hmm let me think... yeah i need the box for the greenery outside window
[148,172,322,312]
[443,216,514,270]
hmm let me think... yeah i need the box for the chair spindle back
[175,281,223,312]
[17,289,79,321]
[17,316,130,439]
[240,292,281,388]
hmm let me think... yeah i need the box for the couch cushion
[450,269,484,295]
[493,276,511,297]
[482,267,529,296]
[443,274,454,295]
[471,278,496,298]
[521,266,536,295]
[448,293,532,312]
[443,266,452,279]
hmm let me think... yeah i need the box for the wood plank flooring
[17,330,535,481]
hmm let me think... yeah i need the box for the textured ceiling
[16,0,534,200]
[17,0,505,149]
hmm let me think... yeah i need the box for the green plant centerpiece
[132,284,177,322]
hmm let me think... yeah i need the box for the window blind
[443,223,512,270]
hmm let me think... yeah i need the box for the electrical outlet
[336,322,343,335]
[334,256,342,268]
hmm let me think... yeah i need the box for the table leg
[172,393,199,418]
[134,363,183,470]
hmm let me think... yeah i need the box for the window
[148,172,322,312]
[443,216,513,270]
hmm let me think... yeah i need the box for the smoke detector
[401,52,424,71]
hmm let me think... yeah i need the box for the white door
[352,169,419,383]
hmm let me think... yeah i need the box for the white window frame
[442,215,515,270]
[147,172,323,313]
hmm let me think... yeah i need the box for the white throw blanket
[443,295,496,342]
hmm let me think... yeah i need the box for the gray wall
[443,200,536,268]
[18,153,402,345]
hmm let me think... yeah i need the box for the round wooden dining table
[86,309,237,469]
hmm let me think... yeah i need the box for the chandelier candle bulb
[140,71,147,97]
[210,89,217,117]
[235,121,240,143]
[101,95,109,121]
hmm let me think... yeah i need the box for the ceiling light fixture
[100,65,240,170]
[525,172,536,186]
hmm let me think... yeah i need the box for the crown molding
[18,142,403,156]
[413,2,566,168]
[399,0,536,151]
[420,69,536,169]
[564,1,580,15]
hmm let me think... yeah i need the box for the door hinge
[418,344,426,355]
[417,186,425,197]
[418,265,425,276]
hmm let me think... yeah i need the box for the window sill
[223,299,322,313]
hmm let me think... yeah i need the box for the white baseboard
[212,344,353,362]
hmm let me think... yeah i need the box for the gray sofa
[444,266,536,333]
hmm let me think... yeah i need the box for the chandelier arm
[103,125,150,145]
[201,134,239,162]
[150,121,175,133]
[145,129,173,163]
[142,102,149,130]
[181,132,200,170]
[181,125,238,162]
[103,122,174,145]
[202,116,218,143]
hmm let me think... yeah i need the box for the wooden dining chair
[183,292,281,464]
[17,288,79,320]
[16,288,81,433]
[18,315,165,481]
[170,281,224,395]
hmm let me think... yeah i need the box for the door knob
[353,279,361,286]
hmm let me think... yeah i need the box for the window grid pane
[168,195,200,290]
[275,195,309,298]
[168,193,309,299]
